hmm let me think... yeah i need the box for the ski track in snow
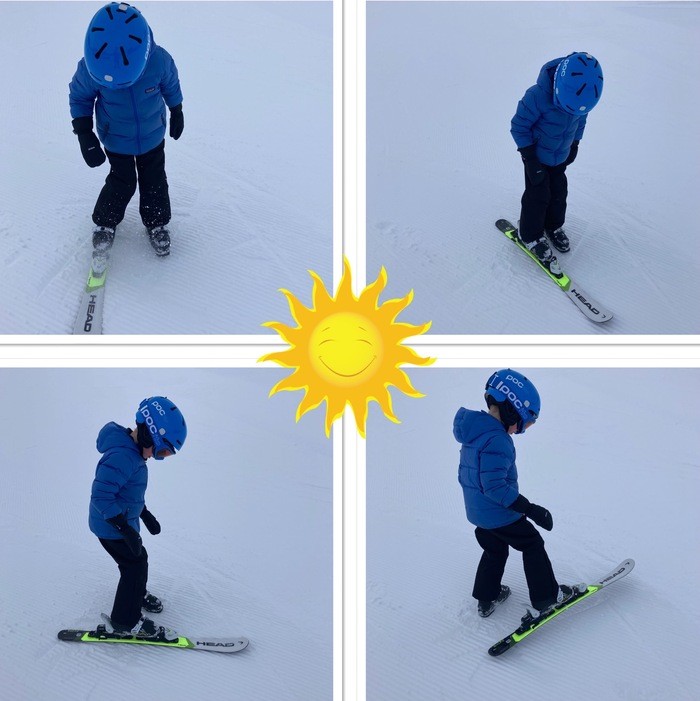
[367,2,700,334]
[367,369,700,701]
[0,369,332,700]
[0,2,332,334]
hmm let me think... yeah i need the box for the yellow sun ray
[260,258,435,437]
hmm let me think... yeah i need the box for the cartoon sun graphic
[261,259,435,437]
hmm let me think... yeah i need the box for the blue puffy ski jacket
[453,408,523,530]
[69,44,183,156]
[510,57,587,167]
[89,422,148,539]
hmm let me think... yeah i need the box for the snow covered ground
[367,2,700,334]
[0,1,332,334]
[367,368,700,700]
[0,368,332,700]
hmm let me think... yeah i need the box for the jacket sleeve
[90,456,133,521]
[159,48,183,109]
[69,60,98,119]
[574,114,588,141]
[510,87,541,149]
[478,439,519,508]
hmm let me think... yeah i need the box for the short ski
[488,558,635,657]
[58,626,249,654]
[495,219,613,323]
[73,265,107,335]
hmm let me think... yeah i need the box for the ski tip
[592,310,614,323]
[189,636,250,653]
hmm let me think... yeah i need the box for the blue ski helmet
[553,52,603,115]
[136,397,187,460]
[484,369,540,434]
[84,2,152,89]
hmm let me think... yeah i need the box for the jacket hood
[453,408,507,445]
[536,57,564,96]
[96,422,140,455]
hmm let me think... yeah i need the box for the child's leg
[518,165,552,244]
[491,517,559,610]
[92,151,138,228]
[472,527,509,601]
[135,140,170,229]
[99,538,149,628]
[544,164,568,233]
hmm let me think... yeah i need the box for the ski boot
[522,235,563,277]
[142,591,163,613]
[545,227,570,253]
[91,225,115,276]
[478,585,511,618]
[99,613,178,642]
[148,225,171,257]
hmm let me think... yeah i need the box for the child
[510,53,603,274]
[69,2,184,274]
[89,396,187,641]
[453,369,579,618]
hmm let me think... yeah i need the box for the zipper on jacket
[129,86,142,154]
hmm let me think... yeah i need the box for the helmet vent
[91,27,105,32]
[594,85,599,98]
[571,71,583,76]
[125,12,139,24]
[120,46,129,66]
[576,55,587,66]
[128,34,142,44]
[575,83,587,96]
[94,42,108,59]
[105,6,114,20]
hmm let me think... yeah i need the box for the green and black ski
[58,625,249,654]
[495,219,613,323]
[488,558,635,656]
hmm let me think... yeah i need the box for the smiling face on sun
[310,312,383,386]
[262,259,434,437]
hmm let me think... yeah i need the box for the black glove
[510,494,553,531]
[140,506,161,535]
[106,513,143,555]
[72,116,106,168]
[169,104,184,140]
[564,139,580,167]
[519,144,545,186]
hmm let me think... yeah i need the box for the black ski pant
[92,140,170,230]
[99,537,148,629]
[518,162,568,244]
[472,516,559,611]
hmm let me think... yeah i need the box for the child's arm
[574,114,588,141]
[158,49,183,109]
[68,60,98,119]
[510,88,542,150]
[68,60,105,166]
[479,445,519,508]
